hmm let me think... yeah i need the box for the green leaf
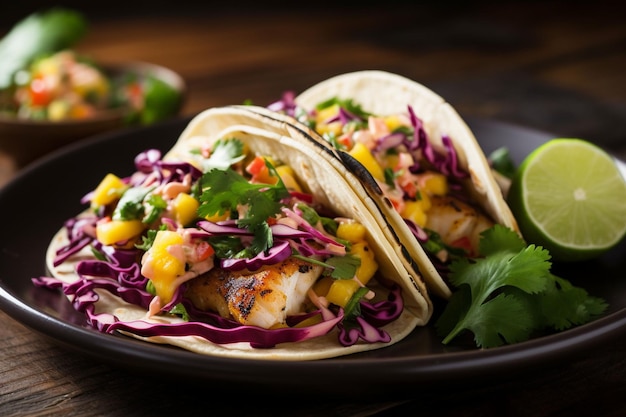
[538,275,608,330]
[207,235,244,259]
[202,139,245,172]
[112,186,151,221]
[343,286,370,320]
[478,224,527,256]
[139,75,182,124]
[0,8,87,89]
[135,224,167,251]
[467,292,534,348]
[488,147,517,179]
[142,193,167,224]
[315,97,369,118]
[198,166,289,256]
[325,254,360,279]
[437,225,608,348]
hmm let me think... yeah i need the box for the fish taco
[35,106,432,360]
[265,70,521,299]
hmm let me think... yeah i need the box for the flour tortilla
[46,109,432,360]
[268,70,520,299]
[168,105,434,302]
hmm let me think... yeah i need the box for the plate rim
[1,115,624,395]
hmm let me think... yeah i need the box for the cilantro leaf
[143,193,167,224]
[535,275,608,330]
[197,166,290,256]
[112,186,151,221]
[325,254,361,279]
[488,147,517,179]
[315,97,370,119]
[202,138,245,172]
[436,225,607,348]
[298,203,339,236]
[343,286,370,321]
[135,224,167,251]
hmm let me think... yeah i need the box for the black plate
[1,117,625,398]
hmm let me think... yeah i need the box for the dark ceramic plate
[0,117,624,397]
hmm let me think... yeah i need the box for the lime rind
[510,138,626,261]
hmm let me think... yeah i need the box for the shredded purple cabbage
[33,271,403,348]
[33,146,406,351]
[267,90,298,117]
[405,106,468,179]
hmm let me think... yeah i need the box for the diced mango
[349,142,385,181]
[47,100,69,121]
[315,104,343,136]
[383,115,404,132]
[350,241,378,285]
[145,230,186,303]
[91,173,128,207]
[172,192,199,226]
[401,199,428,228]
[336,222,367,243]
[275,165,302,192]
[312,276,334,297]
[326,279,361,308]
[205,210,230,223]
[96,219,145,246]
[421,172,448,196]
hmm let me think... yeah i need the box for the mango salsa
[401,199,429,228]
[144,230,186,303]
[315,104,343,137]
[96,219,145,246]
[421,172,448,196]
[325,279,361,308]
[336,222,367,243]
[172,192,199,226]
[91,173,127,207]
[275,165,302,192]
[350,241,378,285]
[348,142,385,181]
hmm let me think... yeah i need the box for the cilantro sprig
[197,161,290,258]
[202,138,245,172]
[435,225,608,348]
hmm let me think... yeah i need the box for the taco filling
[287,100,491,262]
[266,71,520,299]
[34,116,429,360]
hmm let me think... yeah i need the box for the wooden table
[1,2,625,416]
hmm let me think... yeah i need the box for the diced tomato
[401,180,419,199]
[450,236,473,253]
[289,190,314,204]
[245,156,276,184]
[125,82,143,108]
[126,82,142,99]
[337,134,352,149]
[245,156,267,176]
[195,241,215,261]
[390,198,403,212]
[29,76,53,106]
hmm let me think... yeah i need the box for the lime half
[508,138,626,262]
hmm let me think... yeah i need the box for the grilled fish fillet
[185,257,323,329]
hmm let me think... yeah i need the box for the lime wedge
[508,138,626,262]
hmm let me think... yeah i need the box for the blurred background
[1,3,625,415]
[1,0,625,155]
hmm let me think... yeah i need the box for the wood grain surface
[1,2,625,416]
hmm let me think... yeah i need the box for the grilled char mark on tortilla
[283,70,521,300]
[170,108,434,316]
